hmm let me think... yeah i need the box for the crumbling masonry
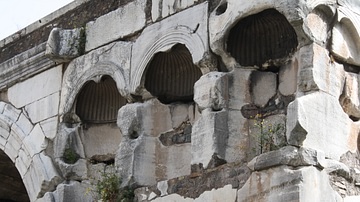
[1,0,360,201]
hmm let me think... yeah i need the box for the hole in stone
[144,44,202,104]
[343,63,360,74]
[159,123,192,146]
[90,155,115,165]
[62,113,81,128]
[349,115,360,122]
[0,150,30,202]
[130,131,139,139]
[227,9,298,69]
[215,2,227,15]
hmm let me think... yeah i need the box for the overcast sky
[0,0,73,40]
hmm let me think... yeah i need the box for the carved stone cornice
[0,43,56,91]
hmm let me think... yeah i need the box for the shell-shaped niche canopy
[75,75,127,123]
[227,8,298,69]
[145,44,202,104]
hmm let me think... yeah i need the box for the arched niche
[74,75,127,163]
[144,44,202,104]
[129,3,209,95]
[227,8,298,70]
[209,0,321,70]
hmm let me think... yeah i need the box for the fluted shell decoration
[227,9,298,68]
[76,76,126,123]
[145,44,202,104]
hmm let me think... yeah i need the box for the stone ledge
[247,146,325,171]
[0,43,55,91]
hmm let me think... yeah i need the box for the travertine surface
[0,0,360,201]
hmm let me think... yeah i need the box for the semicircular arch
[130,25,207,94]
[0,102,61,201]
[60,61,128,115]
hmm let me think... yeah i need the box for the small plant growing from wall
[251,114,287,154]
[62,148,80,164]
[90,167,134,202]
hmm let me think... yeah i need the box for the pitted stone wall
[1,0,360,201]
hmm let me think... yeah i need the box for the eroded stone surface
[45,28,83,62]
[279,58,299,96]
[191,109,228,169]
[250,71,277,107]
[1,0,360,201]
[340,72,360,119]
[298,43,345,97]
[237,166,340,202]
[287,92,351,160]
[194,72,229,111]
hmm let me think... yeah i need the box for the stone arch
[58,45,130,171]
[226,8,298,69]
[144,43,203,104]
[209,0,328,70]
[61,61,128,115]
[75,75,127,123]
[0,102,61,201]
[331,7,360,66]
[130,25,207,95]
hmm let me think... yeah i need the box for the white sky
[0,0,74,40]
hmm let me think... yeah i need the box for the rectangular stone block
[165,144,191,180]
[15,148,32,178]
[251,71,277,107]
[15,113,34,137]
[226,110,249,163]
[191,109,228,168]
[279,57,298,96]
[8,65,62,108]
[25,92,60,123]
[2,103,21,123]
[23,124,47,157]
[287,92,350,160]
[85,0,146,51]
[4,134,22,161]
[39,116,58,140]
[237,166,339,202]
[194,72,229,111]
[228,68,253,110]
[298,43,344,97]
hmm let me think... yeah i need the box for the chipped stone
[279,58,298,96]
[287,92,350,160]
[250,71,277,107]
[194,72,229,111]
[45,28,84,63]
[191,109,228,168]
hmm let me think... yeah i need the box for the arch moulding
[59,41,132,115]
[130,2,209,95]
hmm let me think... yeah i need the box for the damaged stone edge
[247,145,352,178]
